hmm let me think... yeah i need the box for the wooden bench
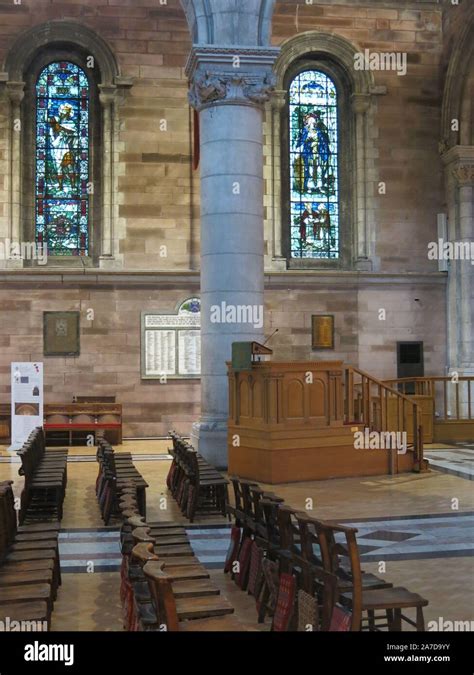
[116,483,253,631]
[16,428,68,524]
[96,439,148,524]
[168,431,229,522]
[0,481,61,631]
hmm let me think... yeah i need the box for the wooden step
[0,569,54,587]
[0,601,49,627]
[153,556,200,566]
[154,546,194,557]
[172,579,220,599]
[175,595,235,620]
[0,584,52,605]
[160,565,209,581]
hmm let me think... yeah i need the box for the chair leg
[391,608,402,631]
[367,609,376,631]
[416,606,425,631]
[257,584,269,624]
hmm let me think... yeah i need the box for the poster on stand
[9,362,44,452]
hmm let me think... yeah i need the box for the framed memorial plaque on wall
[141,298,201,380]
[43,311,80,356]
[311,314,335,350]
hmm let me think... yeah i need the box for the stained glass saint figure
[35,62,90,256]
[289,70,339,259]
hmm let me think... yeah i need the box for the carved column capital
[5,80,25,105]
[98,84,118,107]
[270,88,287,111]
[186,46,279,111]
[351,92,371,115]
[452,165,474,187]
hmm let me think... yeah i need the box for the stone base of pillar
[99,255,121,269]
[355,257,373,271]
[191,419,228,470]
[270,257,287,271]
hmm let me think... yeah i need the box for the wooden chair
[313,519,429,631]
[143,561,248,631]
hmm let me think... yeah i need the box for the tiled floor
[424,445,474,481]
[1,440,473,631]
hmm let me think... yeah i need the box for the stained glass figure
[289,70,339,259]
[35,62,90,256]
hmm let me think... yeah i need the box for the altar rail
[381,376,474,444]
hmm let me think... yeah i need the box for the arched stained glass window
[35,61,90,256]
[289,70,339,259]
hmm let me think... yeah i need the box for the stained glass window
[35,62,90,256]
[289,70,339,259]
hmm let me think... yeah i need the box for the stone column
[186,48,278,468]
[442,147,474,416]
[98,85,116,263]
[351,92,372,271]
[269,88,287,266]
[5,81,24,269]
[453,164,474,366]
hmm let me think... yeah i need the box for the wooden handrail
[381,376,474,421]
[344,366,424,470]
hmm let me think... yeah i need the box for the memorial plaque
[44,311,80,356]
[311,315,335,350]
[178,330,201,376]
[141,298,201,379]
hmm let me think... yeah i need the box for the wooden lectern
[227,355,414,483]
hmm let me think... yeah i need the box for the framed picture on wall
[311,314,335,350]
[43,311,80,357]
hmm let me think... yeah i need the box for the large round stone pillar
[186,48,278,467]
[442,148,474,416]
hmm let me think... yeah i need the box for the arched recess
[1,21,132,268]
[441,6,474,150]
[180,0,276,46]
[265,31,381,271]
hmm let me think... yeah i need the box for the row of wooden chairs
[95,438,148,524]
[0,480,62,630]
[225,476,429,632]
[167,431,229,522]
[16,427,68,524]
[118,484,250,631]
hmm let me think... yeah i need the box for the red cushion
[273,573,296,632]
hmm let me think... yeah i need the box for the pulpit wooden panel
[228,360,418,484]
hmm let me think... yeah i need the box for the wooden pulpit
[227,357,415,483]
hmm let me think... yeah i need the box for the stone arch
[441,6,474,149]
[180,0,276,46]
[3,20,120,84]
[274,31,374,94]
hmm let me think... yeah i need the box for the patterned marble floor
[424,446,474,481]
[1,440,473,630]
